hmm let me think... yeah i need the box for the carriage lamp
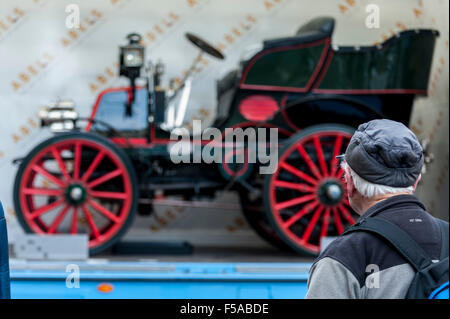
[119,33,144,77]
[119,33,145,116]
[38,100,78,132]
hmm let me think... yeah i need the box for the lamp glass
[123,48,143,67]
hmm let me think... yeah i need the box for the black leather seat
[214,17,336,126]
[263,17,335,49]
[296,17,335,37]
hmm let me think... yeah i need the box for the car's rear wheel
[14,132,138,255]
[264,124,358,256]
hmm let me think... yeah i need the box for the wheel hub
[318,180,344,206]
[65,184,87,205]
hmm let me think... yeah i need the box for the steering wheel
[185,33,225,60]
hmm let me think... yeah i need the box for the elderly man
[0,202,10,299]
[306,119,448,299]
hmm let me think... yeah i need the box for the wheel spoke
[81,205,100,239]
[279,162,318,185]
[273,180,315,193]
[339,205,355,225]
[283,200,319,229]
[32,164,64,187]
[73,142,81,179]
[51,147,71,181]
[90,190,127,200]
[301,205,324,243]
[48,205,71,234]
[71,207,78,234]
[274,193,316,211]
[296,143,322,180]
[29,198,65,219]
[82,150,105,182]
[320,208,330,239]
[330,135,343,176]
[313,136,328,177]
[332,207,344,234]
[23,188,62,196]
[88,169,122,188]
[88,199,120,223]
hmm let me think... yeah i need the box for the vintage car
[13,17,439,255]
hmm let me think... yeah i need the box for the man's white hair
[341,161,414,198]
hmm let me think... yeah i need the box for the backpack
[343,216,449,299]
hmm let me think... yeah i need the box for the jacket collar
[359,194,425,220]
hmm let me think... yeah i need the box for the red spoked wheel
[264,124,358,256]
[13,132,138,254]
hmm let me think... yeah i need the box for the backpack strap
[436,218,449,260]
[342,217,432,271]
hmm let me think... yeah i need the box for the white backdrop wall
[0,0,448,247]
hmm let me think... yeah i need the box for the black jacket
[306,194,443,298]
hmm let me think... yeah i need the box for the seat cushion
[263,17,335,49]
[296,17,335,37]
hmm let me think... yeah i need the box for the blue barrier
[10,260,311,299]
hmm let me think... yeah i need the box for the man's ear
[348,173,357,197]
[413,174,422,191]
[344,167,356,197]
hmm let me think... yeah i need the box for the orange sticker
[97,283,114,293]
